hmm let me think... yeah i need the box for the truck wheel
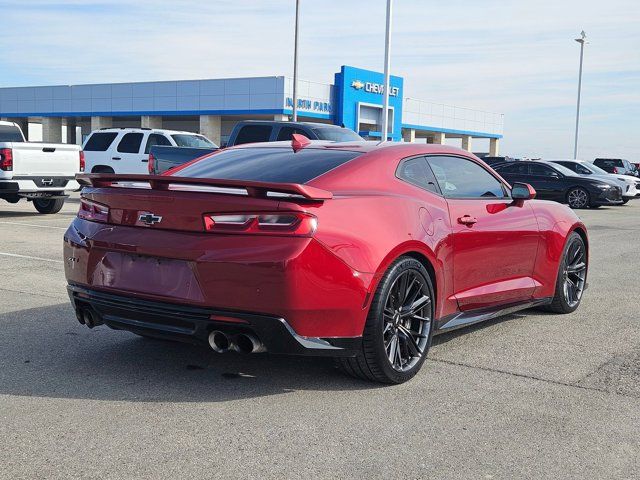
[33,198,65,214]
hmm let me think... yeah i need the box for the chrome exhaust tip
[83,310,96,329]
[208,330,231,353]
[234,333,266,354]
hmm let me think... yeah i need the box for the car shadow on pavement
[0,210,76,218]
[0,303,382,403]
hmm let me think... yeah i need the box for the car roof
[93,127,200,135]
[227,140,480,157]
[236,120,347,129]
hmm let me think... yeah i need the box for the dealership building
[0,65,503,154]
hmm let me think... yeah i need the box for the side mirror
[511,182,536,200]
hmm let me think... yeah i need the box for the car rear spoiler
[76,173,333,201]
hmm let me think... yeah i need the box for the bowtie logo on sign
[351,80,399,97]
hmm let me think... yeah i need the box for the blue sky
[1,0,638,160]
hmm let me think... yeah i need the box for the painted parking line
[0,221,67,230]
[0,252,64,263]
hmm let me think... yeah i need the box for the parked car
[148,145,218,175]
[83,128,216,174]
[494,160,623,208]
[549,159,640,204]
[65,141,588,384]
[593,158,638,177]
[224,120,362,147]
[0,120,83,214]
[477,156,518,167]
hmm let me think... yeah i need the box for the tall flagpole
[381,0,392,141]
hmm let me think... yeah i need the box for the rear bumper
[67,285,361,357]
[0,177,80,195]
[64,218,373,338]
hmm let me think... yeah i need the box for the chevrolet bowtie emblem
[351,80,365,90]
[139,213,163,225]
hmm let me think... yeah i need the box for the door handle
[141,158,148,162]
[112,157,121,160]
[457,215,478,225]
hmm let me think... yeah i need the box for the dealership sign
[351,80,399,97]
[285,97,332,114]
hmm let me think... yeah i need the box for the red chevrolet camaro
[64,139,588,384]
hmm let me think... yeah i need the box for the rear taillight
[79,151,85,172]
[203,212,317,236]
[0,148,13,171]
[78,197,109,223]
[148,153,155,174]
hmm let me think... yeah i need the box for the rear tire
[33,198,65,214]
[336,257,435,384]
[544,232,587,314]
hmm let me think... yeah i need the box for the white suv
[82,128,216,174]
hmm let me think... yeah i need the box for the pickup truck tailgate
[10,143,80,176]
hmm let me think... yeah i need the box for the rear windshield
[0,124,25,142]
[173,147,361,184]
[171,134,217,148]
[84,132,118,151]
[312,127,362,143]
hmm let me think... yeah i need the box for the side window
[575,164,592,175]
[529,164,555,177]
[83,132,118,151]
[426,156,506,199]
[276,127,307,141]
[496,162,528,175]
[396,157,440,194]
[117,133,144,153]
[234,125,272,145]
[144,133,172,154]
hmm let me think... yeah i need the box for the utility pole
[573,30,587,159]
[292,0,301,121]
[381,0,393,141]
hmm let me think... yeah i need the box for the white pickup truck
[0,121,83,214]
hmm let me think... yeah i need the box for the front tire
[336,257,435,384]
[545,232,587,313]
[33,198,65,214]
[567,187,590,209]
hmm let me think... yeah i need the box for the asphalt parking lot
[1,193,638,479]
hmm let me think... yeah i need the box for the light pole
[573,30,587,159]
[292,0,300,121]
[381,0,393,142]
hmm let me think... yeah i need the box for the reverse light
[203,212,317,236]
[0,148,13,171]
[79,151,85,172]
[78,197,109,223]
[148,153,155,174]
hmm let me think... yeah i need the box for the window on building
[117,133,144,153]
[234,125,272,145]
[83,132,118,151]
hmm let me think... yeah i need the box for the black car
[494,160,623,208]
[594,158,638,177]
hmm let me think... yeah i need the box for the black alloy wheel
[336,257,435,384]
[567,187,590,209]
[545,232,587,313]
